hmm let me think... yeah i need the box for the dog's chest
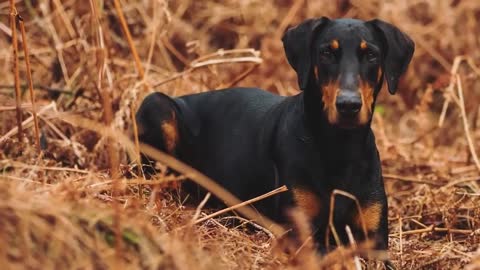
[282,151,374,237]
[277,141,368,191]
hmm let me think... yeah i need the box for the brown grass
[18,15,40,151]
[1,0,480,269]
[9,0,23,140]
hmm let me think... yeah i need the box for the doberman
[136,17,414,260]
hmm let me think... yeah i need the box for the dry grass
[1,0,480,269]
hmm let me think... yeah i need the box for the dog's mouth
[334,115,365,129]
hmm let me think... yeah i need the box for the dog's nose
[336,91,362,116]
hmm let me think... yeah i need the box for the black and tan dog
[136,17,414,255]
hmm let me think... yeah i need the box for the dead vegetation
[1,0,480,269]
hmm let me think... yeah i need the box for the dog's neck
[297,89,375,162]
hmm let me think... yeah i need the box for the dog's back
[178,88,285,198]
[137,88,288,215]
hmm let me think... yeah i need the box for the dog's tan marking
[137,121,145,137]
[330,39,339,50]
[293,188,321,219]
[377,67,383,83]
[359,79,374,125]
[354,202,382,232]
[321,81,340,124]
[360,40,368,50]
[314,66,319,81]
[161,113,178,154]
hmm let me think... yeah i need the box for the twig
[18,16,40,152]
[345,225,362,270]
[456,74,480,172]
[10,1,22,140]
[152,49,262,88]
[0,102,55,143]
[326,189,369,251]
[326,191,342,249]
[414,34,451,71]
[455,191,480,196]
[38,3,70,84]
[383,173,444,186]
[221,64,259,89]
[274,0,304,40]
[390,225,474,237]
[445,175,480,188]
[190,56,262,68]
[217,216,275,240]
[469,101,479,165]
[437,54,480,129]
[52,0,76,39]
[292,234,314,260]
[289,210,317,269]
[410,219,429,229]
[1,160,90,174]
[398,217,403,266]
[438,56,463,127]
[144,0,162,80]
[152,68,193,88]
[90,0,122,261]
[87,175,187,189]
[130,104,144,197]
[452,248,475,259]
[400,126,438,145]
[113,0,144,79]
[388,215,422,222]
[191,192,211,223]
[0,103,50,112]
[37,114,69,141]
[191,48,261,63]
[450,165,477,174]
[161,35,189,66]
[1,175,52,185]
[193,185,288,225]
[0,84,72,94]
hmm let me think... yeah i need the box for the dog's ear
[282,17,330,91]
[174,98,201,140]
[367,19,415,94]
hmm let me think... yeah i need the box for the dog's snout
[336,91,362,115]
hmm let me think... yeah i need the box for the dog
[136,17,414,257]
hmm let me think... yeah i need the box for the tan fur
[377,67,383,83]
[359,80,374,125]
[330,39,339,50]
[161,113,178,154]
[360,40,367,50]
[293,188,321,219]
[137,122,145,137]
[355,203,382,232]
[321,81,340,124]
[314,66,319,81]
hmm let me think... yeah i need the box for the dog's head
[282,18,414,129]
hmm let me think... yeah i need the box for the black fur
[136,17,414,261]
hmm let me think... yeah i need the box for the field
[1,0,480,269]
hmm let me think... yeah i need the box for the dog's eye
[366,50,378,63]
[319,49,334,62]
